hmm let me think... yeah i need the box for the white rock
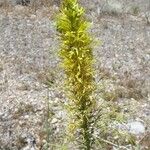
[51,118,57,124]
[22,145,36,150]
[30,14,36,20]
[127,121,145,135]
[24,115,29,119]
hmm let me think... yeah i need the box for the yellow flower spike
[56,0,99,149]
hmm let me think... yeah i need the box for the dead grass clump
[140,133,150,149]
[29,0,48,12]
[13,103,34,119]
[28,0,59,11]
[16,81,31,91]
[16,136,27,149]
[98,67,113,80]
[36,69,55,87]
[97,68,145,101]
[118,72,144,100]
[102,88,123,101]
[0,63,3,72]
[26,0,59,18]
[0,0,9,8]
[0,0,13,12]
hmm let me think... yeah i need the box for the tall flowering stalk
[56,0,96,149]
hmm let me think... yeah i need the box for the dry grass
[13,103,34,119]
[16,81,31,91]
[0,0,13,13]
[97,68,145,101]
[101,88,123,101]
[0,0,10,7]
[118,72,144,100]
[27,0,59,18]
[0,62,3,72]
[0,0,59,17]
[36,68,55,86]
[140,133,150,149]
[28,0,52,12]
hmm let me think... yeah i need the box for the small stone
[124,108,129,113]
[51,118,57,124]
[30,15,36,20]
[56,111,64,119]
[19,120,23,125]
[24,115,29,119]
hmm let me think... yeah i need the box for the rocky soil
[0,0,150,149]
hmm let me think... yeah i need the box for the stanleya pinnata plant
[56,0,96,149]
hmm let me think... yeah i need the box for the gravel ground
[0,1,150,149]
